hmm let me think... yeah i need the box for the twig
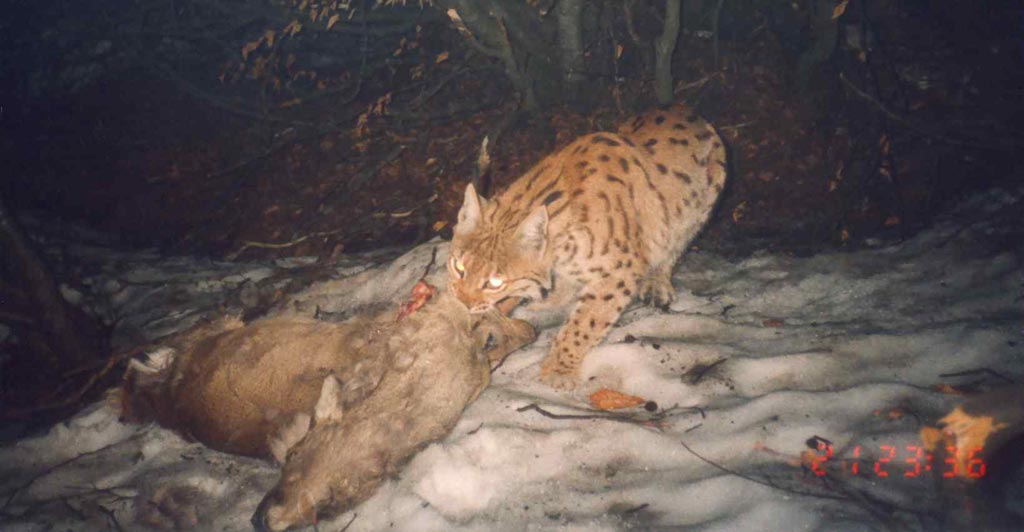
[516,402,692,430]
[687,358,726,384]
[1,432,145,511]
[717,121,756,132]
[420,246,439,283]
[938,368,1016,384]
[205,138,298,180]
[839,73,1023,151]
[408,67,474,109]
[623,502,649,514]
[339,512,358,531]
[99,504,126,532]
[347,145,406,193]
[225,227,350,261]
[1,347,140,420]
[678,439,847,501]
[712,0,725,69]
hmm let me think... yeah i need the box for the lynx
[449,103,727,390]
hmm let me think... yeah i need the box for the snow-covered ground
[1,187,1022,532]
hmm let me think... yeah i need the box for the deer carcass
[120,282,535,530]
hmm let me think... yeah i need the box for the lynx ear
[455,183,485,235]
[515,205,548,255]
[313,375,344,425]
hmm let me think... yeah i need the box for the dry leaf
[432,220,447,232]
[731,201,747,223]
[435,51,450,64]
[936,406,1007,477]
[919,426,945,450]
[884,215,901,227]
[762,318,785,328]
[241,40,260,60]
[589,388,645,410]
[326,14,340,30]
[933,383,963,395]
[284,20,302,37]
[832,0,849,20]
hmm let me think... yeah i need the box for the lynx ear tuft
[515,205,548,255]
[455,183,485,235]
[313,375,344,424]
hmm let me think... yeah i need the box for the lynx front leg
[638,261,676,308]
[539,276,636,390]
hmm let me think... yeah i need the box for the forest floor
[5,24,1020,264]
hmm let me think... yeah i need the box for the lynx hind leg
[638,261,676,309]
[539,276,636,390]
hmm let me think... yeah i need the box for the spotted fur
[449,103,727,389]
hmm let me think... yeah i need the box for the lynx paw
[639,275,675,309]
[539,357,580,390]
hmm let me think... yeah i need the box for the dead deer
[120,282,535,530]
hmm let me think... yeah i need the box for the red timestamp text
[807,442,987,479]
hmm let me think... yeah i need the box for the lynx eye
[485,277,505,290]
[451,256,466,278]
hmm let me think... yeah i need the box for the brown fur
[449,103,727,389]
[120,290,535,531]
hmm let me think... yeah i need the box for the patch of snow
[2,187,1022,531]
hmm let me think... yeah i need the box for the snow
[1,187,1022,531]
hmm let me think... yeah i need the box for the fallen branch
[839,73,1023,151]
[938,368,1016,384]
[1,432,146,511]
[347,145,406,193]
[516,402,692,430]
[0,347,141,421]
[678,439,847,501]
[687,358,727,384]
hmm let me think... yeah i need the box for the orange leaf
[731,200,747,223]
[435,51,450,64]
[884,215,901,227]
[589,388,645,410]
[919,426,945,451]
[326,13,340,30]
[241,39,260,60]
[832,0,848,20]
[936,406,1008,477]
[933,383,963,395]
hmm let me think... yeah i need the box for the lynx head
[449,183,553,313]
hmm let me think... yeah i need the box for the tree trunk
[797,0,840,90]
[655,0,682,105]
[0,192,101,372]
[555,0,585,102]
[434,0,561,109]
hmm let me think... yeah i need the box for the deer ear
[515,205,548,256]
[455,183,485,235]
[313,375,344,424]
